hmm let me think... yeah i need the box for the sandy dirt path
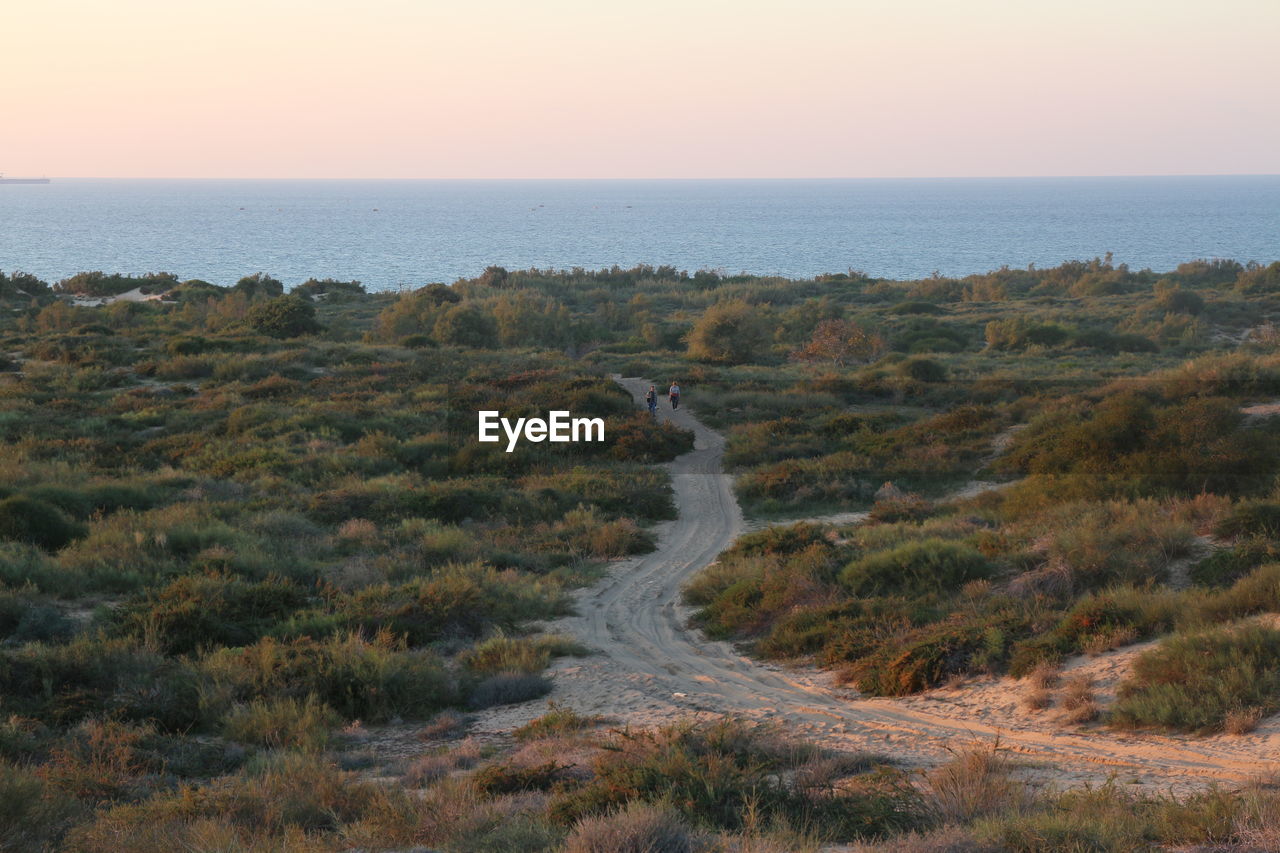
[474,378,1280,792]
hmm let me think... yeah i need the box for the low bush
[851,613,1028,696]
[1215,501,1280,540]
[1111,623,1280,732]
[1191,540,1276,587]
[0,589,76,643]
[200,632,457,722]
[0,496,86,551]
[114,573,308,654]
[471,758,568,795]
[897,356,948,383]
[514,704,605,741]
[221,695,340,751]
[0,637,202,730]
[326,563,568,645]
[0,761,85,851]
[926,746,1029,824]
[35,719,161,802]
[840,539,992,598]
[1026,500,1195,589]
[459,632,586,676]
[1007,589,1180,677]
[63,752,414,851]
[564,802,696,853]
[548,719,922,840]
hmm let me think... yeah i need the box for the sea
[1,176,1277,290]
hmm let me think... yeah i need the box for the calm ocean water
[1,177,1277,290]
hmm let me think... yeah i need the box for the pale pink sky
[3,0,1277,179]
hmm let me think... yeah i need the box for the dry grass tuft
[336,518,379,545]
[1058,674,1100,725]
[1233,780,1280,850]
[401,737,481,787]
[563,802,696,853]
[1007,559,1074,600]
[926,745,1027,824]
[1020,687,1053,712]
[841,824,982,853]
[1225,707,1265,736]
[792,753,881,798]
[1025,661,1061,690]
[418,709,473,741]
[1082,625,1139,657]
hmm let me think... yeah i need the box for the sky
[3,0,1277,179]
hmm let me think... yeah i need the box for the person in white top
[668,382,681,410]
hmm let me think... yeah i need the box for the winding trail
[476,378,1280,792]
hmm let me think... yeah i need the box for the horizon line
[30,172,1280,182]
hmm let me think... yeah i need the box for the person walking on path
[668,381,681,410]
[645,385,659,419]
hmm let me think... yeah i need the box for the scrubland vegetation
[3,255,1280,848]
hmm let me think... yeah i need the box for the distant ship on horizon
[0,173,51,184]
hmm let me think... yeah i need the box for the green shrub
[221,695,340,750]
[1008,589,1181,677]
[549,719,920,839]
[1195,563,1280,623]
[890,301,945,315]
[723,521,833,559]
[1214,501,1280,540]
[605,416,695,463]
[897,356,948,383]
[246,295,322,338]
[686,299,769,364]
[1030,500,1194,589]
[513,704,604,742]
[0,761,85,851]
[115,574,308,655]
[853,614,1028,696]
[0,637,202,730]
[459,632,585,676]
[0,591,75,644]
[1190,540,1276,587]
[0,496,86,551]
[327,563,567,645]
[1112,623,1280,732]
[984,318,1069,351]
[840,539,992,597]
[433,303,498,347]
[64,752,412,850]
[200,633,456,722]
[471,759,568,795]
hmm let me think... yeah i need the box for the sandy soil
[463,378,1280,793]
[1242,401,1280,418]
[71,286,169,307]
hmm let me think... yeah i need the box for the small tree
[247,295,322,338]
[790,319,886,366]
[234,272,285,299]
[0,270,50,301]
[433,303,498,348]
[687,299,768,364]
[293,278,365,302]
[1153,280,1204,315]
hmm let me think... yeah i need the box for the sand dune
[474,377,1280,792]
